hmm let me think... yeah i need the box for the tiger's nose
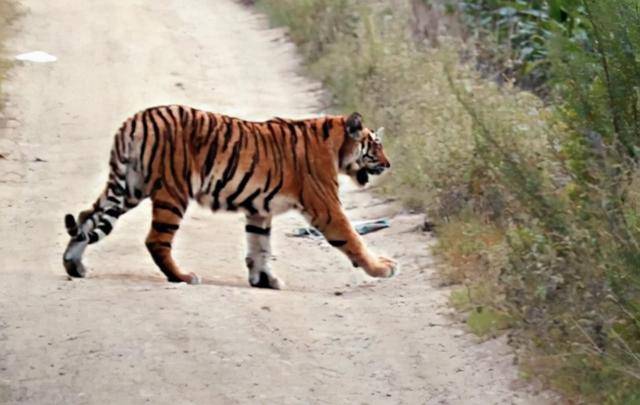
[384,161,391,168]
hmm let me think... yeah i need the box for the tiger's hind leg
[63,211,91,278]
[146,194,200,285]
[245,215,283,290]
[63,195,137,278]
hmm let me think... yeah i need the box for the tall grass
[255,0,640,402]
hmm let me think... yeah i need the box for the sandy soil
[0,1,554,404]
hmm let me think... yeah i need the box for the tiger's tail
[63,123,143,277]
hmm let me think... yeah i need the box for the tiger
[63,105,396,289]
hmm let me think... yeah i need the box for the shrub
[459,0,589,93]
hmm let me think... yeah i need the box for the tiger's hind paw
[63,258,87,278]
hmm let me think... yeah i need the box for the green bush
[459,0,588,93]
[454,0,640,401]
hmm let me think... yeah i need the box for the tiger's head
[341,112,391,186]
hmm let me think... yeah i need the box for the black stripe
[263,123,284,212]
[338,126,348,168]
[166,120,178,187]
[65,214,78,235]
[245,225,271,235]
[152,178,163,192]
[109,155,120,177]
[263,169,271,191]
[139,111,149,171]
[98,220,113,235]
[115,129,124,158]
[239,188,261,216]
[226,147,259,209]
[163,118,188,211]
[238,122,247,149]
[200,133,218,194]
[182,115,193,197]
[259,129,269,158]
[88,232,99,244]
[201,125,219,180]
[152,222,180,233]
[146,241,172,249]
[208,114,219,140]
[201,115,221,194]
[267,123,283,176]
[322,118,332,140]
[112,167,126,181]
[104,208,122,218]
[328,240,347,247]
[189,110,200,145]
[194,114,203,146]
[107,195,120,205]
[178,106,186,126]
[154,201,183,218]
[252,130,260,162]
[287,123,298,170]
[302,125,313,175]
[145,110,161,183]
[127,116,137,141]
[212,139,242,210]
[110,181,125,196]
[165,106,179,132]
[263,175,283,212]
[263,125,278,178]
[222,118,234,152]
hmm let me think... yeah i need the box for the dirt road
[0,1,551,403]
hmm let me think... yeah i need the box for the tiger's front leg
[244,215,284,290]
[310,204,397,278]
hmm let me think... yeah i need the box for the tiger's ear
[376,127,385,141]
[346,112,363,140]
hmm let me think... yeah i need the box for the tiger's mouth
[366,166,386,175]
[355,164,387,186]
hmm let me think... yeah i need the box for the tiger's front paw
[364,256,397,278]
[249,271,284,290]
[167,272,201,285]
[187,272,202,285]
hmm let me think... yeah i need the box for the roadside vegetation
[254,0,640,402]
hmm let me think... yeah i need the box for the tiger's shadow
[88,272,253,289]
[70,272,360,294]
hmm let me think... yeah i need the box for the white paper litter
[15,51,57,63]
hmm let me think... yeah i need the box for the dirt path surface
[0,1,552,404]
